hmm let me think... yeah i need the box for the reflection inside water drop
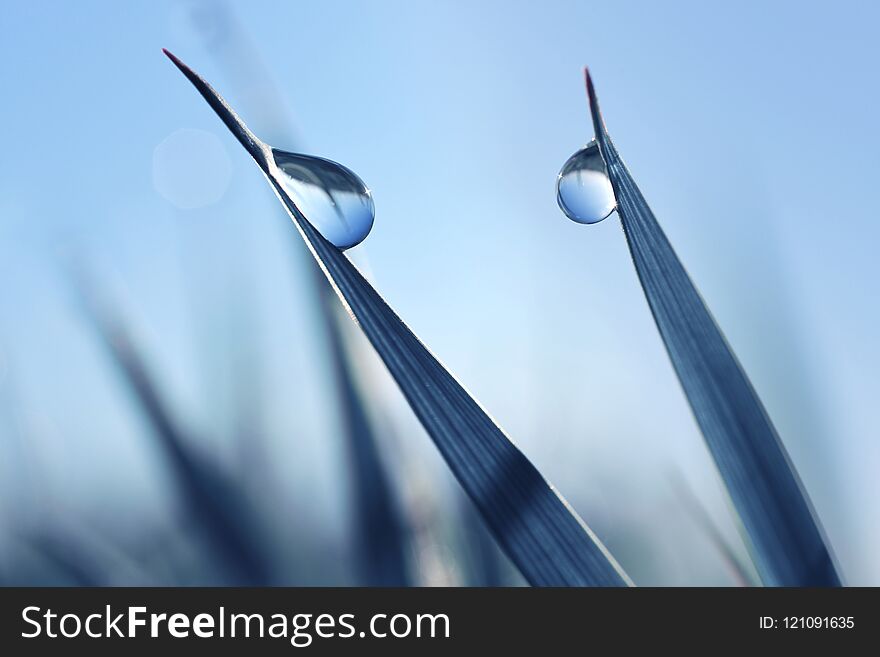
[556,139,617,224]
[271,149,375,250]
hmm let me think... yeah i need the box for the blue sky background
[1,0,877,584]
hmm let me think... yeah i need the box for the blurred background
[0,0,877,586]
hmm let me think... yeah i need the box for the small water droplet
[556,139,616,224]
[271,149,375,250]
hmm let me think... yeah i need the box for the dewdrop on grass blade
[568,67,841,587]
[556,138,617,224]
[271,149,374,250]
[161,49,374,250]
[164,48,632,587]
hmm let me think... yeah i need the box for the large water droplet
[556,139,616,224]
[271,149,375,250]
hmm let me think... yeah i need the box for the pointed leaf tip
[162,48,191,76]
[583,67,605,140]
[161,49,266,164]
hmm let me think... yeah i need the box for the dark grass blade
[179,21,413,585]
[26,535,105,586]
[458,492,510,586]
[73,277,274,585]
[165,51,630,587]
[322,308,413,585]
[24,521,150,586]
[585,70,839,586]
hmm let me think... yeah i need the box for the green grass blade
[585,70,840,586]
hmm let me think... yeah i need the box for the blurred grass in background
[0,0,877,585]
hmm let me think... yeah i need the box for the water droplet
[556,139,616,224]
[271,149,375,250]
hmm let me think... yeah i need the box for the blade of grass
[458,492,510,586]
[73,275,274,585]
[585,69,839,586]
[164,50,630,587]
[26,537,104,586]
[186,15,413,585]
[25,520,150,586]
[323,305,413,585]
